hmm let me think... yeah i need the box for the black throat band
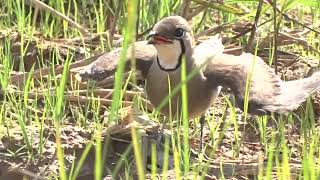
[157,39,185,72]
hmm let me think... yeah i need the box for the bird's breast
[145,62,218,119]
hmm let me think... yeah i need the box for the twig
[191,0,245,15]
[282,12,320,35]
[258,32,320,55]
[67,95,132,107]
[224,18,272,45]
[194,23,231,39]
[8,167,46,180]
[195,8,209,33]
[136,0,140,39]
[180,0,192,20]
[95,71,143,88]
[245,0,264,53]
[273,0,279,74]
[203,161,304,178]
[26,0,90,36]
[109,1,123,45]
[67,89,144,100]
[187,5,207,20]
[10,52,105,86]
[4,89,133,107]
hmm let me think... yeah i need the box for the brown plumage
[205,53,320,115]
[80,15,320,119]
[80,41,156,81]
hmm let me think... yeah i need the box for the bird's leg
[153,118,175,169]
[199,115,206,152]
[155,117,170,151]
[157,122,166,144]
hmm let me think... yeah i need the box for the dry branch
[10,52,105,86]
[26,0,90,36]
[205,160,306,179]
[245,0,264,53]
[68,89,144,100]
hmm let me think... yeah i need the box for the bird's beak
[147,31,172,45]
[147,31,157,44]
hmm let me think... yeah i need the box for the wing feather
[80,41,156,81]
[204,53,320,115]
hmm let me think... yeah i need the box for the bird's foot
[146,126,174,171]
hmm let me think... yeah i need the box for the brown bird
[80,16,320,149]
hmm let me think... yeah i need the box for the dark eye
[174,28,185,39]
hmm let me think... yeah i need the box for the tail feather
[279,71,320,112]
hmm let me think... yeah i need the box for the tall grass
[0,0,319,179]
[54,52,72,180]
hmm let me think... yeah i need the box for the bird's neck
[156,40,182,71]
[156,39,192,71]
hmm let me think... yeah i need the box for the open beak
[147,31,172,45]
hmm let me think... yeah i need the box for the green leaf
[297,0,320,8]
[192,0,246,15]
[225,0,259,3]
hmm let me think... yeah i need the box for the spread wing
[80,41,156,81]
[204,53,320,115]
[192,36,224,69]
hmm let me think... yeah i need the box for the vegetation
[0,0,319,179]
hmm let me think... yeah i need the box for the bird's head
[147,16,194,71]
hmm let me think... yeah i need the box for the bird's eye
[174,28,185,39]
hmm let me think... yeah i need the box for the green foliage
[0,0,319,179]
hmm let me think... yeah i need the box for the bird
[80,15,320,150]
